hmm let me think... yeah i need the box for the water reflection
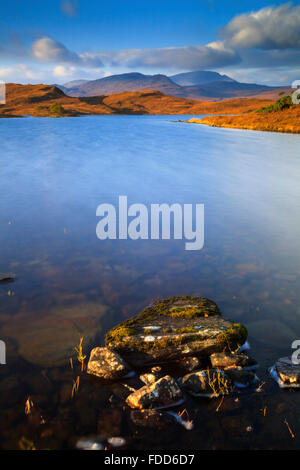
[0,116,299,449]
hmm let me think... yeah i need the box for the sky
[1,0,300,85]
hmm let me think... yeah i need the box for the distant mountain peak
[170,70,236,86]
[63,79,90,88]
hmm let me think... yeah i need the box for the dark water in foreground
[0,115,300,450]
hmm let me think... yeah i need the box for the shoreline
[2,113,300,135]
[180,113,300,135]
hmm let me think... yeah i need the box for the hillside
[187,109,300,134]
[0,83,275,117]
[59,71,283,101]
[184,95,300,133]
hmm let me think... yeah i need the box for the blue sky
[1,1,300,85]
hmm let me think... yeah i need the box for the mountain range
[55,70,284,101]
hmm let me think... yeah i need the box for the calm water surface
[0,115,300,449]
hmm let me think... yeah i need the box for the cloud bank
[221,3,300,50]
[81,41,240,71]
[31,37,240,71]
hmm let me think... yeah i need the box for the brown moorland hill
[185,95,300,134]
[102,91,275,115]
[0,83,275,117]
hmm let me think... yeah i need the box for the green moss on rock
[105,296,220,346]
[217,323,248,349]
[105,325,136,344]
[140,296,220,320]
[174,326,198,334]
[169,306,206,319]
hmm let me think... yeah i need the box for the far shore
[178,93,300,134]
[180,111,300,134]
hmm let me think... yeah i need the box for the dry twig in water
[284,419,295,439]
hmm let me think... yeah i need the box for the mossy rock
[105,297,247,367]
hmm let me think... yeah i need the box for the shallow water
[0,115,300,449]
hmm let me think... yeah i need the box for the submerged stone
[107,437,126,448]
[130,409,174,428]
[76,438,103,450]
[97,409,122,437]
[210,352,257,369]
[125,375,183,410]
[87,347,131,380]
[105,297,247,367]
[0,301,109,367]
[181,369,231,397]
[275,357,300,385]
[225,368,256,387]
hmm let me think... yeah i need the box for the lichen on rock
[126,375,183,410]
[87,347,131,380]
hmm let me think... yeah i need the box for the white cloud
[0,63,46,82]
[0,60,109,84]
[32,37,103,67]
[225,65,300,86]
[33,37,78,62]
[213,3,300,84]
[221,3,300,50]
[53,65,76,77]
[52,64,108,82]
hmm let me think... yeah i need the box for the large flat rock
[105,297,247,367]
